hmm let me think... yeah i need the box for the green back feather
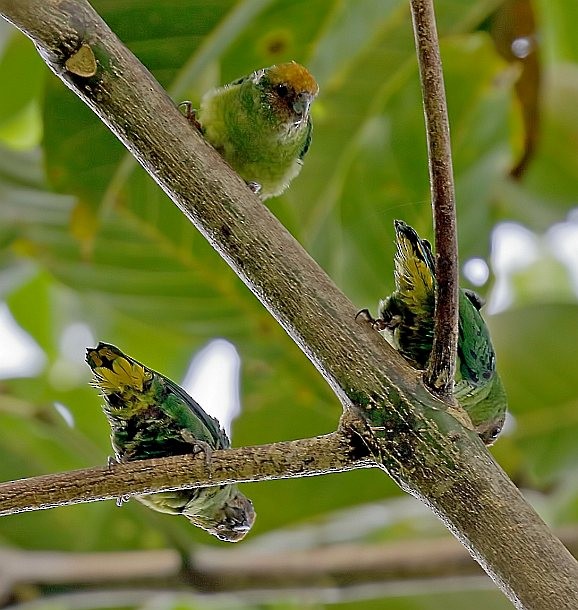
[86,342,228,461]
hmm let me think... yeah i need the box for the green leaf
[0,30,44,125]
[490,304,578,482]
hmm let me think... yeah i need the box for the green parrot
[86,342,255,542]
[191,61,318,199]
[360,220,507,445]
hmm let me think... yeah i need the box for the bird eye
[481,424,502,446]
[275,84,289,98]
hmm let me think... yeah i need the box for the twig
[409,0,459,399]
[0,538,500,602]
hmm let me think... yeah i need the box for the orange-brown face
[266,61,319,97]
[257,62,319,125]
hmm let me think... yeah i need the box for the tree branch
[0,432,371,515]
[3,527,578,602]
[1,1,578,607]
[410,0,459,399]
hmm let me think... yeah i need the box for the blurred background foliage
[0,0,577,608]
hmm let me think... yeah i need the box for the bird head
[185,486,256,542]
[475,412,506,446]
[254,61,319,127]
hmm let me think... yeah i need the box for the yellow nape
[395,234,434,302]
[93,357,151,394]
[267,61,319,96]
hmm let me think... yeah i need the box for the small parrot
[191,61,318,199]
[86,342,255,542]
[359,220,507,445]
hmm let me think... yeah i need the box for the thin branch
[0,549,180,591]
[0,584,498,609]
[0,540,509,603]
[410,0,459,399]
[3,527,578,600]
[1,1,578,607]
[0,433,371,515]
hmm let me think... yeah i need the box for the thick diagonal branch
[1,1,578,608]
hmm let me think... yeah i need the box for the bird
[359,220,507,445]
[86,342,255,542]
[190,61,318,199]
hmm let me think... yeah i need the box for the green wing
[457,290,496,387]
[299,117,313,160]
[86,342,229,461]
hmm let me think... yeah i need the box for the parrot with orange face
[193,61,318,199]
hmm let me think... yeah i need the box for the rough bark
[0,431,372,514]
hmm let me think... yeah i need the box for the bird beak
[292,92,313,122]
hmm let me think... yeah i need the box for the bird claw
[381,312,401,332]
[246,181,262,195]
[106,457,131,507]
[180,430,213,467]
[116,494,131,507]
[355,308,387,331]
[178,101,202,131]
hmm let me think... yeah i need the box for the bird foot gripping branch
[358,220,507,446]
[178,100,202,132]
[355,307,398,333]
[86,342,255,542]
[181,61,318,200]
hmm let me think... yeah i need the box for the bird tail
[393,220,436,306]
